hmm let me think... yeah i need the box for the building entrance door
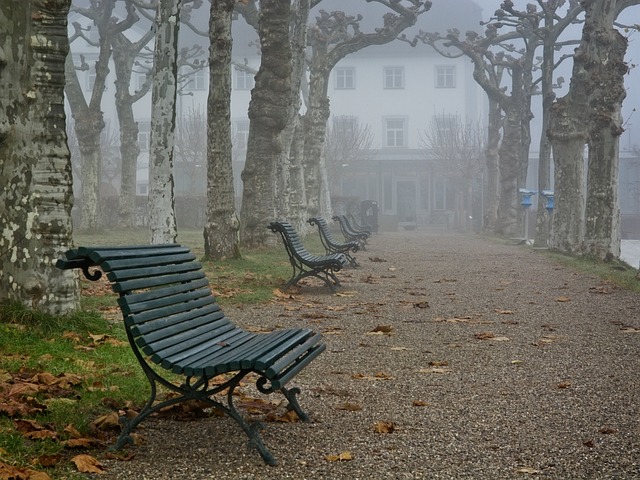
[396,180,417,224]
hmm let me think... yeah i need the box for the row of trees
[420,0,638,258]
[0,0,637,315]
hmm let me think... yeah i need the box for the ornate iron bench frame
[332,215,370,250]
[56,244,325,465]
[268,221,347,293]
[308,216,359,267]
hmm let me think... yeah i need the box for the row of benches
[55,215,373,466]
[268,216,372,293]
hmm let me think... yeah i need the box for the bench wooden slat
[102,252,197,271]
[269,342,326,390]
[129,304,226,337]
[106,262,203,282]
[253,329,315,371]
[264,332,323,378]
[183,331,284,375]
[121,286,212,316]
[125,295,217,326]
[119,277,211,312]
[113,270,207,293]
[148,327,251,369]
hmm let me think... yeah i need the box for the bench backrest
[60,245,236,374]
[268,221,344,268]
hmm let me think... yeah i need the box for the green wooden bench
[308,216,360,267]
[268,221,347,293]
[333,215,370,249]
[56,244,325,465]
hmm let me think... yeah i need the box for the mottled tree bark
[483,99,501,232]
[148,0,182,244]
[240,0,292,248]
[203,0,239,260]
[275,0,310,233]
[112,27,153,229]
[0,0,78,314]
[582,0,627,259]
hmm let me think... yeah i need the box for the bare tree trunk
[496,64,525,237]
[204,0,239,260]
[547,0,621,254]
[583,6,627,259]
[240,0,292,248]
[0,0,78,314]
[548,96,587,253]
[112,27,153,229]
[483,99,501,232]
[302,69,331,219]
[275,0,310,232]
[148,0,182,244]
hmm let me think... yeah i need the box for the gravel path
[99,231,640,479]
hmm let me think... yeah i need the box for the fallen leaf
[412,400,429,407]
[474,331,495,340]
[598,426,618,434]
[494,308,514,314]
[92,412,120,431]
[414,301,430,309]
[368,325,393,335]
[555,296,571,302]
[556,381,571,389]
[417,367,452,374]
[390,346,409,351]
[71,454,106,474]
[34,454,62,468]
[325,451,353,462]
[368,257,387,262]
[428,361,449,367]
[516,467,540,474]
[373,421,395,433]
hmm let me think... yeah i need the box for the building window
[433,114,458,140]
[333,115,358,136]
[234,119,250,149]
[335,67,355,89]
[86,68,96,91]
[384,117,407,147]
[137,183,148,196]
[185,69,206,91]
[136,72,149,92]
[435,65,456,88]
[138,120,151,151]
[434,179,447,210]
[234,69,254,90]
[383,66,404,89]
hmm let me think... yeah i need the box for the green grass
[544,249,640,293]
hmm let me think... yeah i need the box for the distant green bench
[268,221,347,293]
[56,244,325,465]
[333,214,370,249]
[308,216,360,267]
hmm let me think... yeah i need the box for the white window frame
[184,69,206,91]
[383,117,407,148]
[435,65,456,88]
[234,69,254,90]
[138,120,151,152]
[234,119,250,149]
[333,115,358,137]
[383,66,404,89]
[335,67,355,89]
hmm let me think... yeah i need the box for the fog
[472,0,640,152]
